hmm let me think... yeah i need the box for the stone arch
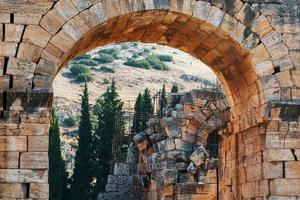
[0,0,299,199]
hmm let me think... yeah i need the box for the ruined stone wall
[0,0,299,199]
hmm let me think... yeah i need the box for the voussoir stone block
[14,13,42,25]
[23,25,51,48]
[193,1,210,21]
[54,0,79,21]
[40,8,67,35]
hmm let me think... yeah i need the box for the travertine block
[0,42,18,57]
[14,13,42,25]
[17,42,43,63]
[30,183,49,198]
[0,152,19,169]
[0,136,27,152]
[270,179,300,196]
[285,162,300,178]
[267,149,295,162]
[54,0,78,21]
[28,136,49,152]
[0,183,26,198]
[251,15,272,37]
[23,25,51,48]
[5,24,24,42]
[20,152,49,169]
[40,8,66,35]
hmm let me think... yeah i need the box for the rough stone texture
[0,0,299,199]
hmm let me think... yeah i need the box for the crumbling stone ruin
[0,0,300,199]
[99,90,230,199]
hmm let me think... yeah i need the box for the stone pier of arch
[0,0,300,199]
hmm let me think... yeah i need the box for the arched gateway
[0,0,299,199]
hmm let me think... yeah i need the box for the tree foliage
[70,83,94,200]
[49,110,68,200]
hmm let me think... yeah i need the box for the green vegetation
[70,65,93,83]
[160,83,168,110]
[143,48,151,53]
[124,54,169,71]
[98,48,119,59]
[49,110,69,200]
[132,52,139,59]
[73,54,92,62]
[70,83,94,200]
[103,78,110,84]
[77,59,98,66]
[141,88,154,130]
[171,83,179,93]
[156,54,173,62]
[145,55,169,71]
[121,44,130,49]
[92,79,124,194]
[124,58,151,69]
[99,66,115,73]
[93,53,114,64]
[64,116,77,127]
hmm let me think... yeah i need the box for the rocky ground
[53,42,217,174]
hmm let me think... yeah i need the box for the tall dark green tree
[160,83,168,110]
[91,79,124,196]
[171,83,179,93]
[70,83,93,200]
[132,93,143,133]
[49,110,68,200]
[141,88,153,130]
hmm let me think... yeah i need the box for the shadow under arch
[53,10,264,132]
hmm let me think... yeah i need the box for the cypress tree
[141,88,153,130]
[171,83,179,93]
[132,93,143,133]
[92,79,124,196]
[160,83,168,110]
[70,83,93,200]
[49,110,68,200]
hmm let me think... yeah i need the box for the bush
[93,53,114,64]
[132,52,139,59]
[70,65,90,76]
[76,72,93,82]
[73,54,92,61]
[157,54,173,62]
[143,48,151,53]
[77,59,98,66]
[99,66,115,73]
[103,79,110,84]
[98,48,119,58]
[121,44,129,50]
[132,42,138,47]
[124,58,151,69]
[64,116,77,127]
[145,55,169,71]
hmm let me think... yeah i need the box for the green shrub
[143,48,151,53]
[64,116,77,127]
[121,44,129,49]
[132,42,138,47]
[93,53,114,64]
[137,51,145,56]
[132,52,139,59]
[77,59,98,66]
[145,55,169,71]
[73,54,92,61]
[98,48,119,58]
[124,58,151,69]
[103,79,110,84]
[157,54,173,62]
[99,66,115,73]
[76,72,93,82]
[70,65,90,76]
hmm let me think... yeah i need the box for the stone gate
[0,0,299,199]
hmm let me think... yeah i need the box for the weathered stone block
[0,152,19,169]
[30,183,49,198]
[285,162,300,178]
[193,1,210,21]
[20,152,49,169]
[267,149,295,161]
[23,25,51,48]
[0,183,26,198]
[270,179,300,196]
[251,15,272,37]
[0,136,27,152]
[0,42,18,57]
[17,42,43,63]
[14,13,42,25]
[28,136,49,152]
[5,24,24,42]
[54,0,78,21]
[190,145,208,167]
[41,8,66,35]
